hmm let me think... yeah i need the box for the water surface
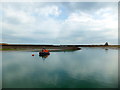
[2,47,118,88]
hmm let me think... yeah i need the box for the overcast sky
[1,2,118,45]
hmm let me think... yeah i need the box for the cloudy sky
[1,2,118,45]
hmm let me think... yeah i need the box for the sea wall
[1,45,79,50]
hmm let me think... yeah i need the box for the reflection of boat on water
[39,52,50,56]
[39,54,50,60]
[39,52,50,60]
[40,55,49,58]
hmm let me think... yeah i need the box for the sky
[0,2,118,45]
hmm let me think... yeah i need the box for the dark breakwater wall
[1,45,79,50]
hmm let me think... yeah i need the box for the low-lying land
[1,44,80,51]
[0,44,120,51]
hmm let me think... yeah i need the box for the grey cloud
[3,17,21,25]
[58,2,117,14]
[1,2,118,44]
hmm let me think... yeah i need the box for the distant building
[104,42,109,46]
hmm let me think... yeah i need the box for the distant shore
[0,44,120,51]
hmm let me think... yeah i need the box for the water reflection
[38,49,79,61]
[2,48,118,88]
[39,55,50,60]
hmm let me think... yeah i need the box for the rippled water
[2,47,118,88]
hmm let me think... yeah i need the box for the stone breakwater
[1,44,81,51]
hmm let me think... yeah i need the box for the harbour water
[2,47,118,88]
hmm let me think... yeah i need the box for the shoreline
[0,44,120,51]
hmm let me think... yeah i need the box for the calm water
[2,47,118,88]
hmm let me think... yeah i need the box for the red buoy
[32,54,34,56]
